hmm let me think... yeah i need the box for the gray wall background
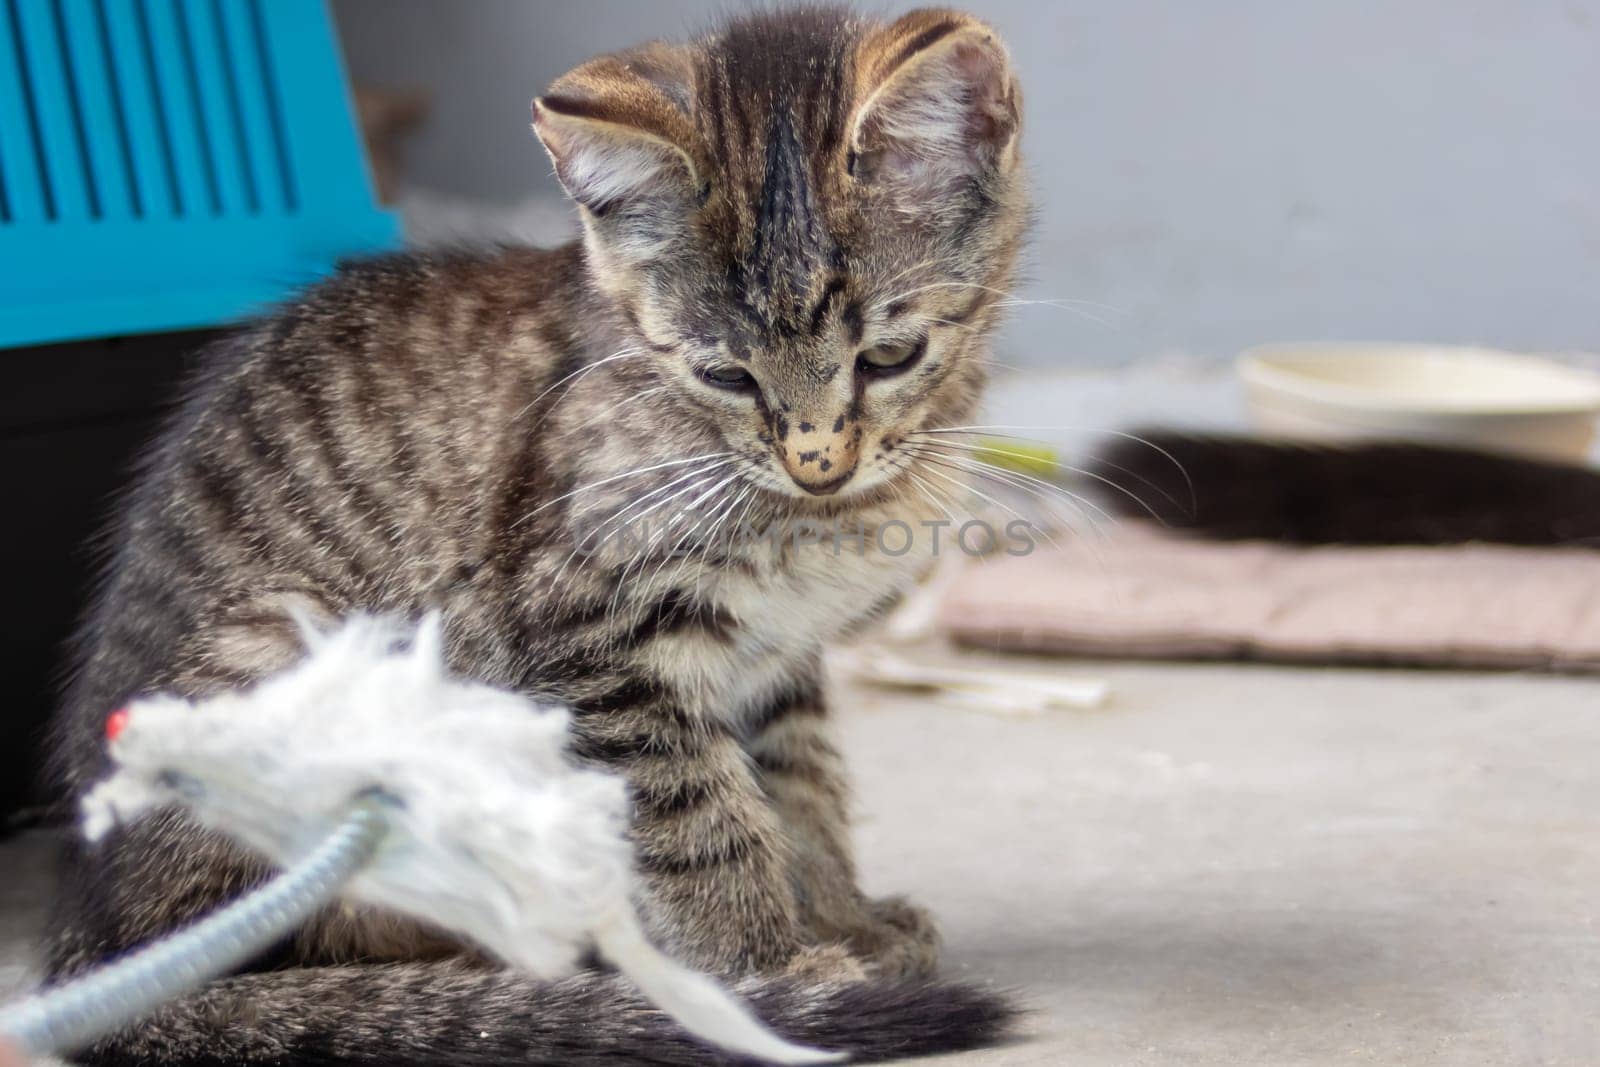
[332,1,1600,366]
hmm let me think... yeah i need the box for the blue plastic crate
[0,0,398,348]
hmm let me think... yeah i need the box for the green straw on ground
[970,437,1060,478]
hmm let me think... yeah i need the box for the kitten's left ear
[851,10,1021,191]
[532,46,702,215]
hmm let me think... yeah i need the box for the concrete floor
[5,652,1600,1065]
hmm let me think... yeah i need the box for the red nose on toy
[105,707,131,742]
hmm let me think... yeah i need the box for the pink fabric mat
[938,525,1600,671]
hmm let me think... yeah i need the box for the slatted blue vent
[0,0,398,348]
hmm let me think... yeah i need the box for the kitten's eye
[856,338,927,380]
[695,364,758,392]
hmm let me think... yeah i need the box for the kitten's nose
[776,414,860,495]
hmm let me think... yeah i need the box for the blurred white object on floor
[833,648,1109,717]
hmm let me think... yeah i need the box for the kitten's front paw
[846,895,942,979]
[783,943,870,985]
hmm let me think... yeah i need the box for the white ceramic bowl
[1237,342,1600,463]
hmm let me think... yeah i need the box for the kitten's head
[534,6,1027,505]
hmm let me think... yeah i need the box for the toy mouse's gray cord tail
[0,792,392,1059]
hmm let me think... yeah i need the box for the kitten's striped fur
[47,7,1029,1063]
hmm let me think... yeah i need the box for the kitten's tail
[1088,432,1600,547]
[80,961,1018,1066]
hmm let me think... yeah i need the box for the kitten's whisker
[515,451,734,528]
[873,282,1126,326]
[901,463,973,526]
[693,480,755,600]
[900,464,987,565]
[904,449,1105,572]
[1045,297,1124,311]
[546,461,737,597]
[620,469,745,625]
[588,461,739,545]
[905,452,1064,551]
[655,473,742,570]
[561,462,737,593]
[910,444,1118,528]
[912,438,1169,524]
[991,297,1122,328]
[604,475,730,628]
[924,316,980,334]
[725,476,767,565]
[877,256,944,291]
[900,444,1110,538]
[618,466,741,563]
[996,296,1127,313]
[901,466,1001,567]
[899,467,960,528]
[878,280,1125,313]
[910,428,1187,515]
[516,346,647,421]
[586,382,673,423]
[914,447,1113,570]
[909,425,1196,514]
[1058,459,1185,521]
[874,281,1014,306]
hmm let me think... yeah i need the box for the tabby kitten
[47,6,1029,1064]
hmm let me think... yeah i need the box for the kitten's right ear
[532,48,701,215]
[851,10,1020,194]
